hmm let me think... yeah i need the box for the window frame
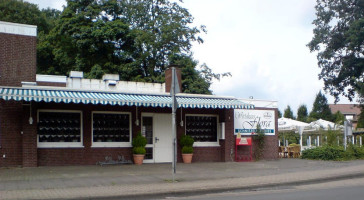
[37,109,83,148]
[185,114,220,147]
[91,111,132,148]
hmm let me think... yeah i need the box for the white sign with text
[234,109,275,135]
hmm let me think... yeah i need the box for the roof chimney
[69,71,83,88]
[102,74,120,86]
[165,65,182,93]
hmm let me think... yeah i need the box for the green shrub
[133,146,146,155]
[180,135,194,154]
[302,143,364,161]
[132,133,147,155]
[180,135,194,147]
[301,145,346,160]
[181,146,194,154]
[132,133,147,148]
[324,129,340,146]
[346,144,364,159]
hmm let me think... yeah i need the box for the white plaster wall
[66,78,165,93]
[0,21,37,36]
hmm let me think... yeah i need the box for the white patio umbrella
[309,119,342,130]
[278,117,310,147]
[278,117,310,131]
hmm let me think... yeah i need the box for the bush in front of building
[133,146,146,155]
[301,144,364,160]
[181,146,193,154]
[132,133,147,155]
[180,135,194,154]
[346,144,364,159]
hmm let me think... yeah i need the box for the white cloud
[25,0,66,10]
[182,0,349,114]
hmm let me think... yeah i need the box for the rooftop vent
[102,74,120,81]
[69,71,83,78]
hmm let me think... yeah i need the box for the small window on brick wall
[186,115,218,144]
[37,110,83,148]
[92,112,131,147]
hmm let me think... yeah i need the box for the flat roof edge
[0,21,37,37]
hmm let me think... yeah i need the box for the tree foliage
[309,91,333,121]
[278,109,282,118]
[283,105,295,119]
[119,0,206,82]
[357,105,364,128]
[308,0,364,102]
[0,0,61,75]
[0,0,50,33]
[333,111,345,125]
[1,0,228,94]
[297,104,308,122]
[46,0,136,77]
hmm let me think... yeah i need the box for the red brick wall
[36,82,66,87]
[258,107,279,160]
[222,109,235,162]
[0,100,23,167]
[22,105,38,167]
[165,67,182,93]
[0,33,36,86]
[36,103,135,166]
[0,100,278,167]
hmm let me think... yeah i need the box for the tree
[119,0,207,82]
[357,105,364,128]
[0,0,49,33]
[169,54,211,94]
[0,0,61,74]
[278,109,282,118]
[309,91,333,121]
[2,0,229,94]
[45,0,136,77]
[333,111,345,125]
[284,105,295,119]
[297,104,308,122]
[308,0,364,102]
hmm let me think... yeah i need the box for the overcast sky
[26,0,355,115]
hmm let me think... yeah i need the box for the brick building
[329,104,362,128]
[0,21,278,167]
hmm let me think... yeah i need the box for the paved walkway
[1,159,364,199]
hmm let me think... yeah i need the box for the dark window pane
[145,147,153,160]
[92,113,130,142]
[186,116,218,142]
[142,117,153,144]
[37,112,81,143]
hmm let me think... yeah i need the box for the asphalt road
[149,177,364,200]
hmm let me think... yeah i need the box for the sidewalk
[1,159,364,200]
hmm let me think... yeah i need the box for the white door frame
[141,113,172,163]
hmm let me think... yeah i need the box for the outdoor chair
[292,146,301,158]
[278,146,283,158]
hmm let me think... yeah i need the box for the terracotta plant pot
[133,154,145,165]
[182,153,193,164]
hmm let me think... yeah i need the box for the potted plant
[180,135,194,163]
[132,132,147,165]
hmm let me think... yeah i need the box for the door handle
[155,137,159,143]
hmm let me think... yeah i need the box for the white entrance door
[142,113,172,163]
[154,114,172,163]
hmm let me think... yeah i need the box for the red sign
[236,137,252,146]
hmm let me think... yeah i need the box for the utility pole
[344,120,352,150]
[170,66,180,182]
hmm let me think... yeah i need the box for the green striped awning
[0,87,254,109]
